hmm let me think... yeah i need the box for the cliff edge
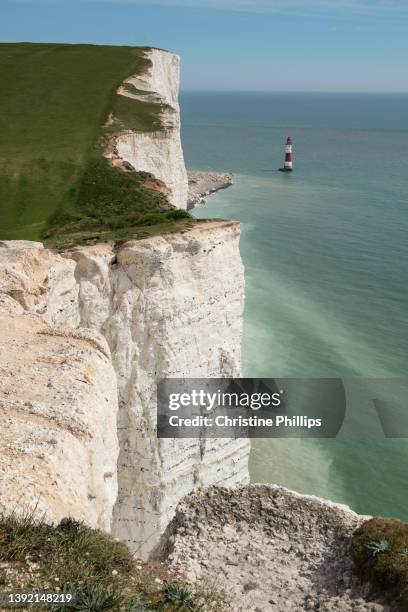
[154,485,387,612]
[108,48,189,210]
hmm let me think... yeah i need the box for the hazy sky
[1,0,408,92]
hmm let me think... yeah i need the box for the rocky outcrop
[187,171,233,209]
[108,49,189,209]
[0,222,249,556]
[0,240,79,327]
[154,485,385,612]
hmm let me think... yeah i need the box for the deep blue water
[181,92,408,519]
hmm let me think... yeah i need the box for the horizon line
[180,89,408,95]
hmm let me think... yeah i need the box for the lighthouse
[279,136,293,172]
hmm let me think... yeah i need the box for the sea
[180,91,408,520]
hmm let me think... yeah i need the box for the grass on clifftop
[352,517,408,610]
[0,42,191,246]
[43,157,192,249]
[0,513,217,611]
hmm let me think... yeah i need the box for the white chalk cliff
[110,48,189,210]
[0,242,119,532]
[69,221,249,557]
[0,224,249,555]
[0,49,249,556]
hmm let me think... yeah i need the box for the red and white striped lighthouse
[280,136,293,172]
[284,136,293,170]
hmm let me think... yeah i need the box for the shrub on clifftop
[352,516,408,610]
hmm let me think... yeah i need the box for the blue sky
[1,0,407,91]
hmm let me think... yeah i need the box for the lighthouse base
[279,167,293,172]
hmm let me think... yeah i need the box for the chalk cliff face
[0,243,119,531]
[0,240,79,327]
[0,222,249,556]
[110,49,189,210]
[0,49,249,556]
[68,220,249,556]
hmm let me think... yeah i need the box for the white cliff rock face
[0,222,249,556]
[111,49,189,210]
[120,48,181,108]
[68,220,249,556]
[0,240,79,327]
[0,307,119,531]
[0,242,119,531]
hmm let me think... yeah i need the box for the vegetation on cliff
[0,513,213,611]
[43,157,192,249]
[0,42,191,247]
[352,516,408,610]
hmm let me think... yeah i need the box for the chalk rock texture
[0,240,78,327]
[155,485,387,612]
[0,307,119,531]
[111,48,189,209]
[0,221,249,555]
[68,220,249,556]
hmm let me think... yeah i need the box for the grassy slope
[0,514,220,611]
[0,43,192,246]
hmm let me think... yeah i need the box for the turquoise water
[181,92,408,519]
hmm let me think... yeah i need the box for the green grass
[43,156,192,249]
[0,513,215,611]
[352,517,408,610]
[0,42,190,245]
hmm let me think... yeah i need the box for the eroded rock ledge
[154,485,387,612]
[187,171,233,209]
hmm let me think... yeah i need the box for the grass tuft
[72,586,123,611]
[162,582,202,610]
[364,539,391,558]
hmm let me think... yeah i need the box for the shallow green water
[182,92,408,519]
